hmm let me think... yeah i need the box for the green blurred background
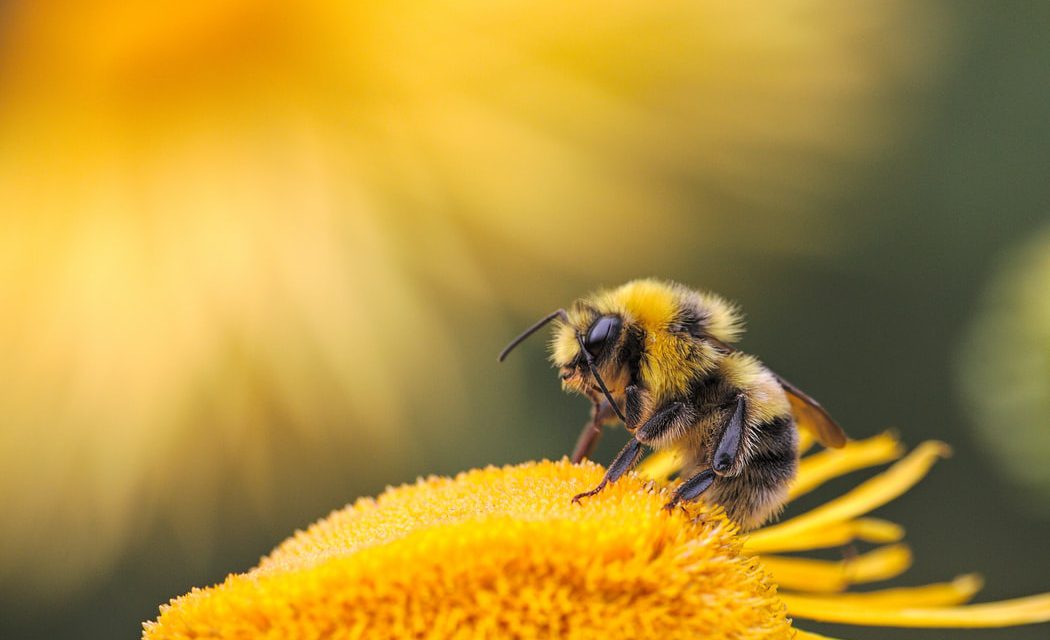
[1,1,1048,638]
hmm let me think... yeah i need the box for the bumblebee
[499,279,846,529]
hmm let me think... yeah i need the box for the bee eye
[584,315,621,356]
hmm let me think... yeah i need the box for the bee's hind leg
[662,395,744,510]
[713,395,746,475]
[572,438,644,504]
[663,469,716,511]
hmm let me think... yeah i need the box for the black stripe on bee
[619,326,646,383]
[749,415,798,482]
[688,372,732,407]
[670,306,705,338]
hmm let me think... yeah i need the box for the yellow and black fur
[501,279,846,530]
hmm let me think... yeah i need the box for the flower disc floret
[145,460,790,639]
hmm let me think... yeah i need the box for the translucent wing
[775,374,847,449]
[704,336,847,449]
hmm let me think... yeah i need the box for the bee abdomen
[707,415,798,530]
[750,414,797,470]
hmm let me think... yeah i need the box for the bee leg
[571,399,618,463]
[664,469,716,511]
[712,395,746,476]
[571,438,644,504]
[572,398,683,504]
[634,400,689,443]
[570,384,644,463]
[570,421,602,464]
[624,384,644,429]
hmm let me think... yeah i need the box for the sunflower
[144,434,1050,638]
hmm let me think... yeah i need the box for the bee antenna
[498,309,570,362]
[577,335,628,423]
[498,307,627,425]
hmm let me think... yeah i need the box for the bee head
[546,305,646,425]
[498,279,742,416]
[498,308,631,422]
[552,280,738,402]
[554,312,627,387]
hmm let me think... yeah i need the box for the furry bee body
[502,279,845,530]
[643,357,799,529]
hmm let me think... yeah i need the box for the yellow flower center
[145,460,790,639]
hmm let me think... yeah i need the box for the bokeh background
[1,2,1048,638]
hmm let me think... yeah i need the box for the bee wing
[774,374,847,449]
[704,336,847,448]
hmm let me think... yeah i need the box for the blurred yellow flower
[145,438,1050,639]
[0,0,948,594]
[959,227,1050,516]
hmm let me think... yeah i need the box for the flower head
[146,461,789,639]
[145,435,1050,638]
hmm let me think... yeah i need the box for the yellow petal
[784,591,1050,628]
[792,630,842,640]
[748,441,950,551]
[761,544,911,593]
[790,432,904,501]
[783,574,983,609]
[797,429,815,456]
[636,446,684,480]
[637,431,901,488]
[745,518,903,554]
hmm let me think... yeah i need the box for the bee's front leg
[572,396,689,504]
[571,437,644,504]
[624,384,645,429]
[570,384,644,464]
[570,397,618,463]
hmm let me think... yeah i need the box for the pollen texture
[144,460,791,640]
